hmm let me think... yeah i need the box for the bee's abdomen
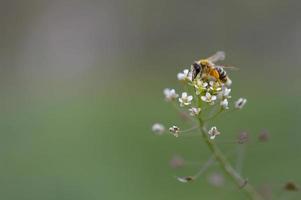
[215,67,227,82]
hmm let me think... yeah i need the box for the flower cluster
[164,68,244,110]
[159,60,247,139]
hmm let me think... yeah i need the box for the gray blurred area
[2,0,301,81]
[0,0,301,200]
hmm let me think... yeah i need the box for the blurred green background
[1,0,301,199]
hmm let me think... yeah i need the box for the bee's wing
[216,65,239,71]
[206,51,226,63]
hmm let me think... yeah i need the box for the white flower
[197,80,208,88]
[194,80,208,95]
[189,107,201,116]
[220,99,229,110]
[151,123,165,135]
[169,125,180,137]
[209,81,214,90]
[163,88,179,102]
[209,81,222,92]
[208,126,221,140]
[179,92,193,107]
[222,87,231,98]
[201,92,217,104]
[235,98,247,109]
[209,81,216,89]
[177,69,192,81]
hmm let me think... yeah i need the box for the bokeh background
[1,0,301,199]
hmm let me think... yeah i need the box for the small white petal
[177,73,185,80]
[164,88,179,101]
[220,99,229,109]
[224,88,231,96]
[163,88,169,96]
[201,96,207,101]
[177,69,191,81]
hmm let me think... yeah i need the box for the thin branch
[193,155,215,179]
[180,125,199,133]
[236,144,246,175]
[204,109,223,121]
[198,118,264,200]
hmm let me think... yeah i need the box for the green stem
[198,118,264,200]
[204,109,223,122]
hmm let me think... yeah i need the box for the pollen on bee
[209,69,220,79]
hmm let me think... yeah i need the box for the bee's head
[192,62,202,80]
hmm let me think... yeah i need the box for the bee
[191,51,235,85]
